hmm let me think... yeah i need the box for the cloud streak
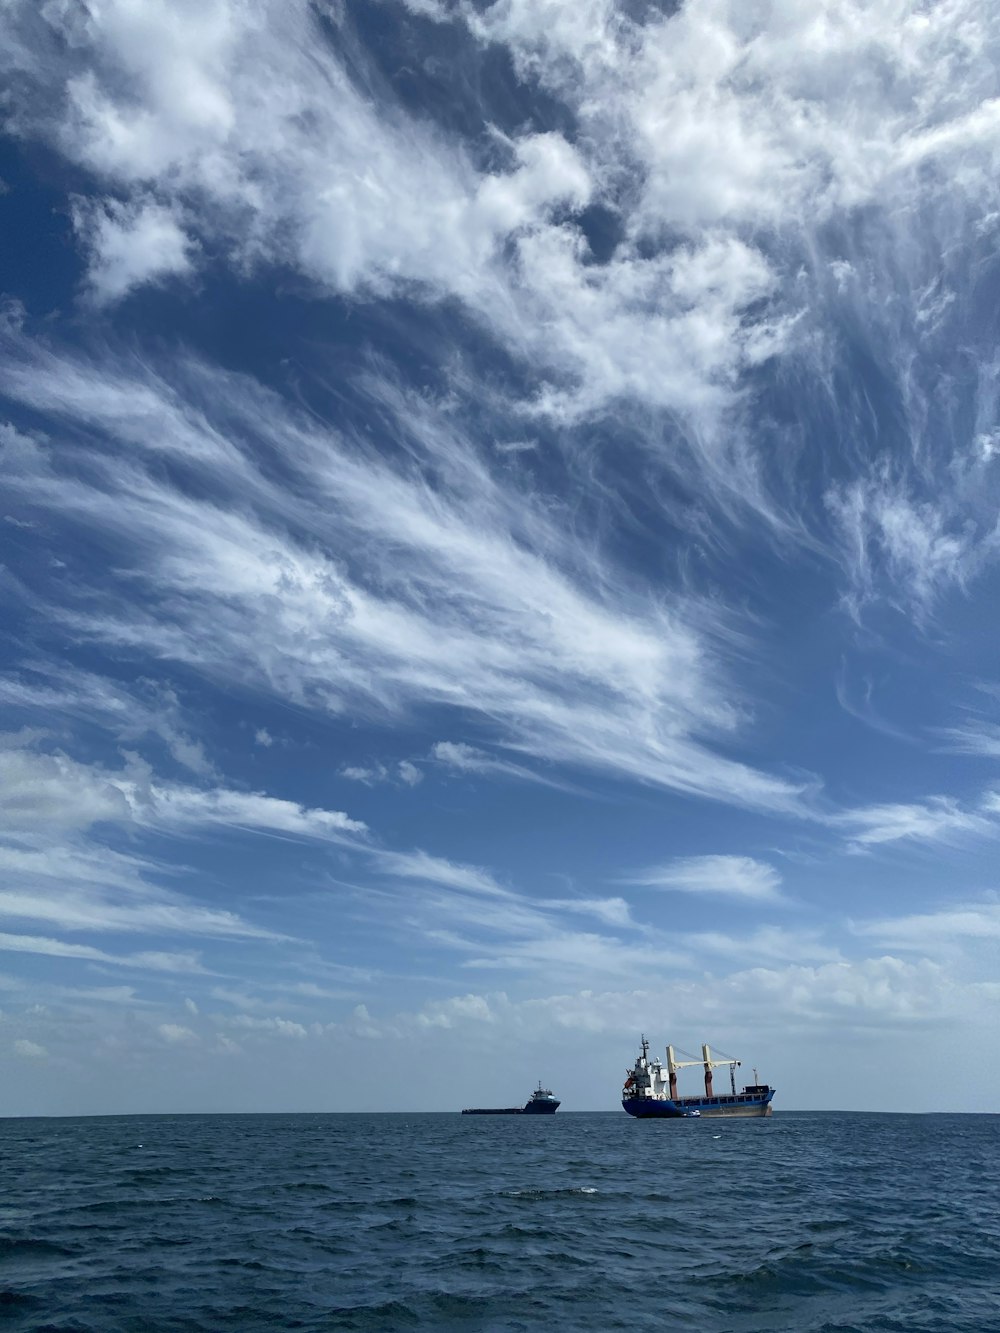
[0,327,810,816]
[620,854,786,903]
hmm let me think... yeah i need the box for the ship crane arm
[667,1057,740,1070]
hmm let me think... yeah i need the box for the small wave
[124,1167,176,1182]
[364,1219,411,1234]
[0,1289,42,1308]
[328,1298,420,1329]
[0,1236,76,1258]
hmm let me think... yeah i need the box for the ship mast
[665,1045,679,1100]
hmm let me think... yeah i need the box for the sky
[1,0,999,1115]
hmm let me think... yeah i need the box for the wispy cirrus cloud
[431,741,566,789]
[826,476,990,621]
[853,899,1000,951]
[0,931,205,973]
[0,889,275,941]
[620,854,785,903]
[0,329,809,817]
[840,796,997,851]
[374,849,511,899]
[937,722,1000,759]
[684,926,841,966]
[0,737,365,845]
[0,734,363,942]
[0,668,216,776]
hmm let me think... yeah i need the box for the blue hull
[623,1090,774,1119]
[622,1098,689,1118]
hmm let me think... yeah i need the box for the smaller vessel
[622,1037,774,1119]
[462,1081,561,1115]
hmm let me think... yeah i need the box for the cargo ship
[462,1081,560,1115]
[622,1036,774,1118]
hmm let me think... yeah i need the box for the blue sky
[1,0,999,1114]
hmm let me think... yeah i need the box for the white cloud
[414,993,494,1029]
[376,849,511,898]
[0,670,215,777]
[228,1014,307,1039]
[684,926,841,966]
[841,796,995,850]
[431,741,561,787]
[0,737,344,940]
[465,0,1000,228]
[0,888,273,940]
[340,761,423,787]
[1,0,998,526]
[72,195,195,304]
[0,930,202,970]
[144,784,366,841]
[0,741,133,832]
[340,952,971,1044]
[854,900,1000,951]
[621,854,785,902]
[14,1038,48,1059]
[0,333,812,816]
[450,918,690,980]
[541,897,634,929]
[0,736,364,846]
[938,722,1000,757]
[826,477,987,619]
[0,0,787,441]
[341,765,386,785]
[158,1023,198,1044]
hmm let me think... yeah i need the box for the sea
[1,1111,998,1332]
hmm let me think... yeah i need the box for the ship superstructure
[462,1081,560,1115]
[622,1036,774,1119]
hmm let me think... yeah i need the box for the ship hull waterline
[622,1094,773,1119]
[461,1102,560,1115]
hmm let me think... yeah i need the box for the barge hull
[461,1107,523,1115]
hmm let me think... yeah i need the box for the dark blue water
[1,1112,998,1331]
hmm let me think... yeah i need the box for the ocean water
[1,1111,998,1332]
